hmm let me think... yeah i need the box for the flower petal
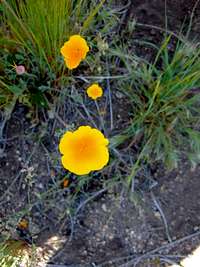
[59,131,74,155]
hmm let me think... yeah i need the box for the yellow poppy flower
[17,219,29,230]
[60,35,89,69]
[59,126,109,175]
[87,84,103,100]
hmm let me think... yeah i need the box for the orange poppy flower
[59,126,109,175]
[60,35,89,69]
[87,84,103,100]
[17,219,29,230]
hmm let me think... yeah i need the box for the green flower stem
[95,100,105,132]
[127,139,150,188]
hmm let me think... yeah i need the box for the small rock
[116,91,124,99]
[154,211,161,219]
[22,183,26,190]
[102,204,107,212]
[38,183,44,189]
[108,234,114,240]
[82,250,87,256]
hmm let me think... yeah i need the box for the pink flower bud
[15,65,25,75]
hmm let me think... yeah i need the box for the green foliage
[0,50,54,108]
[0,240,31,267]
[0,0,115,110]
[1,0,107,74]
[115,36,200,173]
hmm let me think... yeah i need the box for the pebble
[116,91,124,99]
[22,183,26,189]
[108,234,114,240]
[38,183,44,189]
[82,250,87,256]
[102,204,107,212]
[154,211,161,219]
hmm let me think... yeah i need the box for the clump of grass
[0,0,117,110]
[114,35,200,183]
[1,0,106,74]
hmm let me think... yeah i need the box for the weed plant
[0,0,117,110]
[114,36,200,183]
[1,0,106,73]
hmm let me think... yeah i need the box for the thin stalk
[127,139,150,187]
[95,100,105,132]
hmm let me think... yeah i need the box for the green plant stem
[127,139,150,188]
[95,100,105,132]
